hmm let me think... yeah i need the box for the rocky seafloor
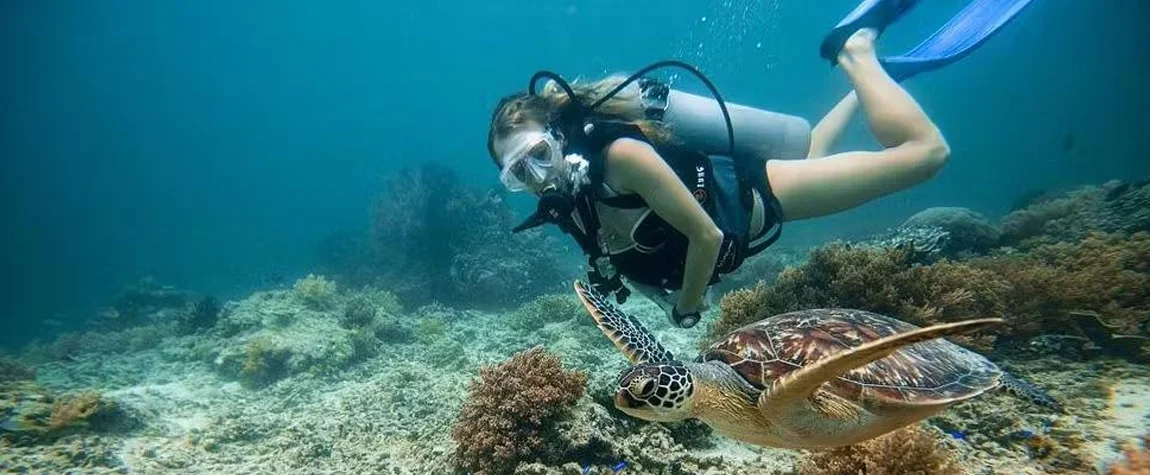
[2,284,1147,475]
[4,179,1150,475]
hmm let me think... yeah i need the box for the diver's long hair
[486,74,672,166]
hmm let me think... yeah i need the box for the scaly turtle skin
[574,281,1062,449]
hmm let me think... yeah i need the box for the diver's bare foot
[837,28,878,67]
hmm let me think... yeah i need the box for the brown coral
[1108,433,1150,475]
[709,243,1006,349]
[1001,185,1109,248]
[1002,180,1150,250]
[239,337,290,388]
[450,345,587,475]
[48,391,106,430]
[711,233,1150,351]
[795,424,961,475]
[993,232,1150,336]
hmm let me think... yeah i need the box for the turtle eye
[630,378,656,399]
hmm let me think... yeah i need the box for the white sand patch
[1091,377,1150,471]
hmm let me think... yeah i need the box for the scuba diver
[486,0,1035,328]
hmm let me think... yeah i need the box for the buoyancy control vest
[510,61,783,304]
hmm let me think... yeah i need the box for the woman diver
[486,0,1034,328]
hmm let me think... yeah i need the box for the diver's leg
[807,91,859,158]
[662,89,812,161]
[768,28,949,221]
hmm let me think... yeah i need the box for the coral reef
[8,177,1150,474]
[177,295,220,334]
[854,207,1002,265]
[21,323,177,363]
[982,232,1150,346]
[3,285,1143,475]
[1001,179,1150,249]
[1,385,130,447]
[450,345,587,475]
[340,294,377,329]
[896,206,1002,259]
[236,337,291,388]
[708,242,992,345]
[292,273,337,310]
[710,232,1150,352]
[204,286,398,387]
[510,293,588,332]
[1108,433,1150,475]
[48,391,106,431]
[0,435,124,473]
[416,316,447,343]
[101,276,205,328]
[794,425,961,475]
[0,356,35,382]
[319,162,571,310]
[372,314,415,344]
[340,289,399,331]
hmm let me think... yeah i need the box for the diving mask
[498,130,563,192]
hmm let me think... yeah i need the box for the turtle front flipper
[574,280,675,364]
[758,318,1002,444]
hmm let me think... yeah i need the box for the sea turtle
[572,281,1062,449]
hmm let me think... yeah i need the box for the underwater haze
[1,1,1149,474]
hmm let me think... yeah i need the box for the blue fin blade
[882,0,1036,81]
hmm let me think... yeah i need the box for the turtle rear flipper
[758,318,1002,442]
[1000,372,1065,413]
[574,280,675,364]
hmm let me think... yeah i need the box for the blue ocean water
[0,0,1147,348]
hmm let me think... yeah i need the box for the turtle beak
[614,389,639,409]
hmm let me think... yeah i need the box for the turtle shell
[700,309,1001,406]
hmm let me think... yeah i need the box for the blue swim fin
[880,0,1037,82]
[820,0,922,64]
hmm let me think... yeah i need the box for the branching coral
[711,232,1150,351]
[510,294,587,332]
[1001,179,1150,249]
[1108,433,1150,475]
[238,337,290,388]
[48,391,106,431]
[709,243,985,342]
[795,425,961,475]
[972,232,1150,343]
[340,294,377,329]
[450,345,587,475]
[292,274,337,309]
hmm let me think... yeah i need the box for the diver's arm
[604,138,722,313]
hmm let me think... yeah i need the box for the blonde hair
[487,74,672,165]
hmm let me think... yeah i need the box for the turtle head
[613,361,694,422]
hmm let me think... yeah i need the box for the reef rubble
[4,178,1149,474]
